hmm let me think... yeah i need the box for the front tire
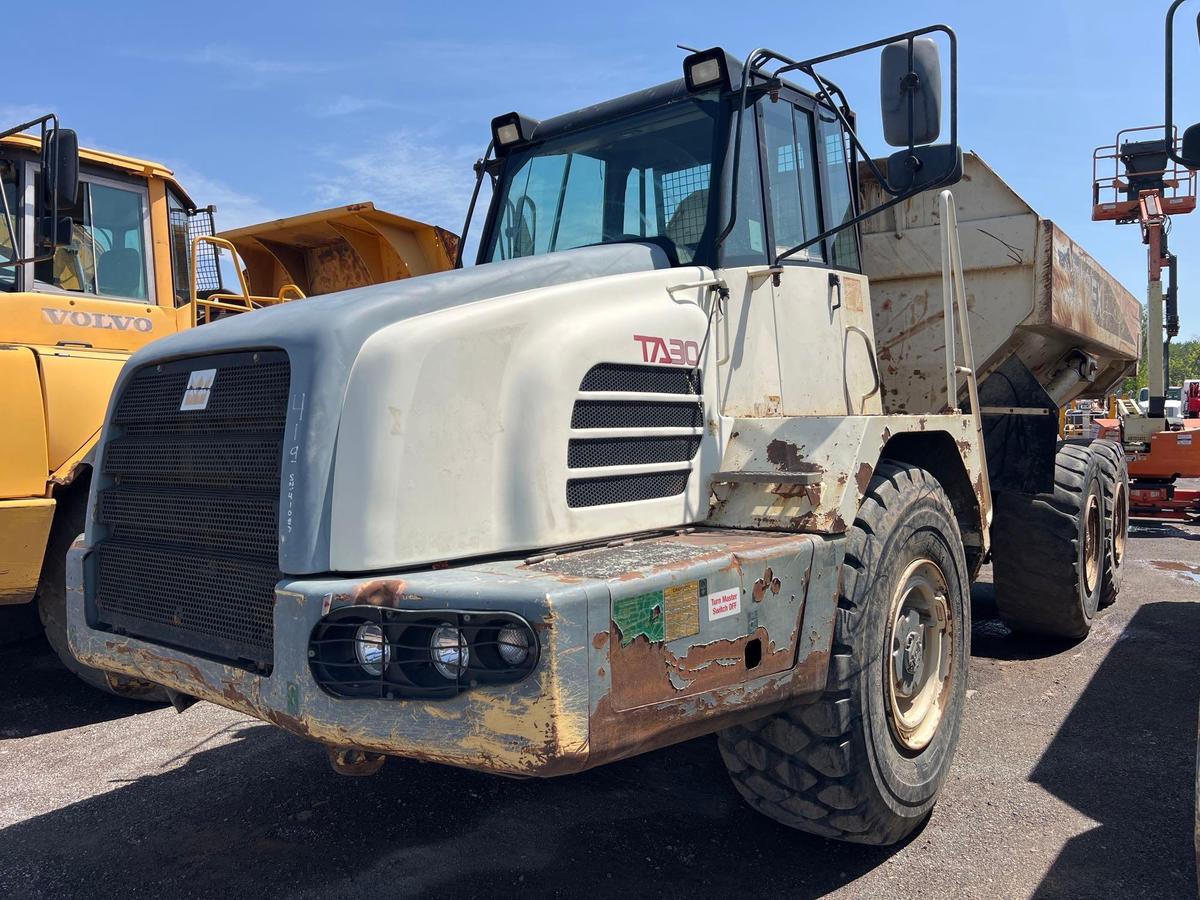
[718,461,970,845]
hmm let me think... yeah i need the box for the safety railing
[938,189,992,526]
[1092,126,1197,223]
[188,235,305,326]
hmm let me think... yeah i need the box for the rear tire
[718,461,970,845]
[991,442,1106,639]
[1090,439,1128,607]
[36,482,166,701]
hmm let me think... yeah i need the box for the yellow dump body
[0,132,455,605]
[220,203,459,298]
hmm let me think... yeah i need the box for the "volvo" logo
[180,369,217,411]
[42,307,154,332]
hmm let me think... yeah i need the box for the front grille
[567,363,702,508]
[567,471,692,508]
[92,350,289,671]
[567,436,700,468]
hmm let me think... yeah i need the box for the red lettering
[634,334,701,367]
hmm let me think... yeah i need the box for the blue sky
[13,0,1200,330]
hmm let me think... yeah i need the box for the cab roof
[0,132,196,208]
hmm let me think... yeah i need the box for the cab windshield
[484,100,719,266]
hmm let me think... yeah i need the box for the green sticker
[613,591,665,646]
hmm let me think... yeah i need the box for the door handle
[829,272,842,311]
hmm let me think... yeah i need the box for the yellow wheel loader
[0,114,456,696]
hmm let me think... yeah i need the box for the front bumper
[68,529,841,776]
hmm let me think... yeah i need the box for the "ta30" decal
[634,333,699,366]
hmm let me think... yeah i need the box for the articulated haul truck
[66,27,1138,844]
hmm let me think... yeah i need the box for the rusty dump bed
[860,153,1141,414]
[219,202,459,298]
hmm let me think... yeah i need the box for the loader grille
[92,350,289,672]
[567,363,701,508]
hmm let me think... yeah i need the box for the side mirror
[41,128,79,208]
[885,144,963,192]
[880,37,942,147]
[1181,122,1200,168]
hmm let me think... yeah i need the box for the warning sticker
[707,586,741,621]
[664,581,701,640]
[613,591,664,646]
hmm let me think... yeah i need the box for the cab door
[760,95,880,417]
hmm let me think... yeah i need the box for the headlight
[430,624,469,679]
[354,623,390,676]
[496,623,531,666]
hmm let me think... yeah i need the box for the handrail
[188,235,306,325]
[938,189,992,527]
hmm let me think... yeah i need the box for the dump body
[220,203,458,299]
[861,153,1141,415]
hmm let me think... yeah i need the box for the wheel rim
[1083,492,1102,594]
[1111,481,1128,569]
[885,558,954,752]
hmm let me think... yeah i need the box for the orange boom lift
[1093,91,1200,517]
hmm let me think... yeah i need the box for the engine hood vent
[566,363,702,508]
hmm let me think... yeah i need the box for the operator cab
[481,77,859,273]
[471,40,961,276]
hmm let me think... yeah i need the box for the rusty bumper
[67,529,841,777]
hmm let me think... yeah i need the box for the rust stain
[855,462,874,494]
[610,626,791,710]
[765,439,822,474]
[588,645,830,770]
[351,579,410,606]
[592,631,609,650]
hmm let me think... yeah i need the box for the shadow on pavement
[0,710,913,899]
[1129,521,1200,541]
[969,581,1084,662]
[0,635,157,738]
[1029,601,1200,898]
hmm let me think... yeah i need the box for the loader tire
[718,461,970,845]
[991,442,1105,639]
[1090,439,1128,608]
[36,484,165,701]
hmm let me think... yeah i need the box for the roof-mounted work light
[683,48,731,93]
[491,112,540,154]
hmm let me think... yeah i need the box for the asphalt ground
[1,520,1199,899]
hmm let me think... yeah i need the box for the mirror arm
[712,49,769,257]
[455,140,495,268]
[774,175,953,266]
[1164,0,1200,166]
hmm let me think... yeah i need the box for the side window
[817,110,861,271]
[34,175,150,301]
[0,161,17,292]
[167,189,193,304]
[761,100,822,263]
[720,106,768,267]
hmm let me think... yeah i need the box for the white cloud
[311,130,478,233]
[169,163,283,231]
[124,45,337,88]
[311,95,399,117]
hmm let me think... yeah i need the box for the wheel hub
[885,558,954,752]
